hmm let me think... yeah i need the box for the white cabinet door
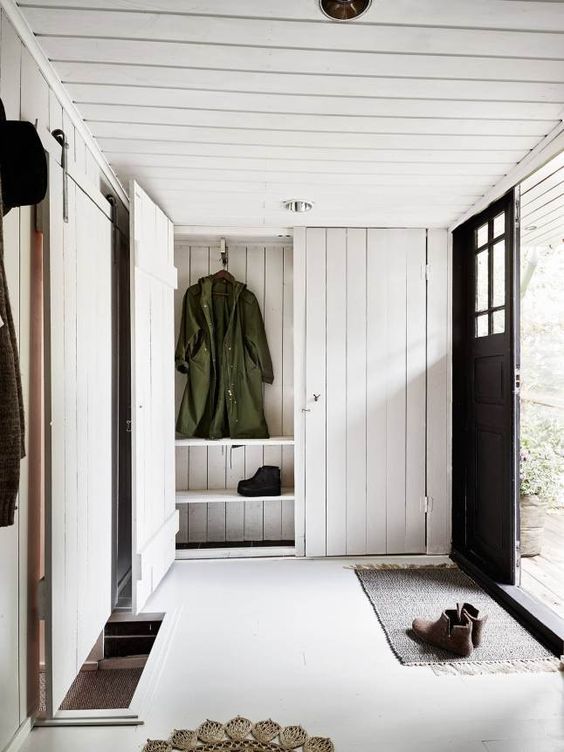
[45,161,113,714]
[130,181,178,614]
[302,228,428,556]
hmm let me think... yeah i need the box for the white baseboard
[2,719,32,752]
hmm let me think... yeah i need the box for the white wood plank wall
[0,7,125,732]
[0,13,30,743]
[302,227,449,556]
[48,175,113,709]
[130,182,177,612]
[175,241,294,545]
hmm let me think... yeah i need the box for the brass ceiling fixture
[319,0,372,21]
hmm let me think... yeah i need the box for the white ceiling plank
[17,0,564,32]
[70,92,564,122]
[521,150,564,192]
[155,202,469,219]
[41,39,564,99]
[98,143,512,176]
[56,55,564,86]
[521,181,564,216]
[89,124,531,162]
[95,139,520,167]
[15,1,564,231]
[110,169,489,194]
[130,195,472,213]
[66,86,562,133]
[150,207,465,229]
[25,8,564,58]
[523,199,564,234]
[80,108,540,151]
[64,78,564,108]
[521,169,564,206]
[103,152,507,179]
[64,101,556,138]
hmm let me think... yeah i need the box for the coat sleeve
[245,295,274,384]
[175,288,200,374]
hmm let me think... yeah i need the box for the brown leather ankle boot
[412,606,474,657]
[460,603,488,648]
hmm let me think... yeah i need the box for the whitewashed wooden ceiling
[19,0,564,229]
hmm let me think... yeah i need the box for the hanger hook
[220,237,228,268]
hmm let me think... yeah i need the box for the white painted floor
[21,559,564,752]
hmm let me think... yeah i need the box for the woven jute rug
[354,564,561,675]
[143,718,334,751]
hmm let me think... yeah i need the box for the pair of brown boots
[412,603,487,657]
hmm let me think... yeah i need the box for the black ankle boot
[237,466,281,497]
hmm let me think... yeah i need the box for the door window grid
[473,212,507,337]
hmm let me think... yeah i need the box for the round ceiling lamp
[319,0,372,21]
[284,199,314,213]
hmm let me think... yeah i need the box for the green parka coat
[175,275,273,439]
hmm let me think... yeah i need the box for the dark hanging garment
[0,186,25,527]
[0,97,48,216]
[175,275,273,439]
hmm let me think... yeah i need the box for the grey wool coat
[0,188,25,527]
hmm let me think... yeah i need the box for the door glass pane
[493,240,505,307]
[476,222,488,249]
[492,309,505,334]
[475,313,489,338]
[476,249,489,311]
[493,212,505,239]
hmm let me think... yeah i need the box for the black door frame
[452,189,564,657]
[452,189,519,584]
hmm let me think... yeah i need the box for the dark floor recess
[60,668,143,710]
[39,668,142,712]
[39,613,163,712]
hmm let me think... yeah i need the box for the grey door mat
[39,667,143,711]
[355,564,561,675]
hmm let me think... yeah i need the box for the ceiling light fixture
[284,199,314,213]
[319,0,372,21]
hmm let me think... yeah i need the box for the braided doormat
[143,717,334,751]
[354,564,561,675]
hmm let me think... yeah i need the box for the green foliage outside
[520,241,564,508]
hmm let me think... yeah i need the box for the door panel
[130,181,178,613]
[453,190,519,584]
[45,160,113,713]
[303,227,428,556]
[304,228,327,557]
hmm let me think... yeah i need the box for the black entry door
[453,190,520,584]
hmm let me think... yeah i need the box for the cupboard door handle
[301,408,311,413]
[313,394,321,402]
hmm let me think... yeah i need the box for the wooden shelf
[175,436,295,447]
[176,488,295,504]
[176,546,296,560]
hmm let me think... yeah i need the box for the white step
[175,436,295,447]
[176,488,295,504]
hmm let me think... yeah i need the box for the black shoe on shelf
[237,466,281,497]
